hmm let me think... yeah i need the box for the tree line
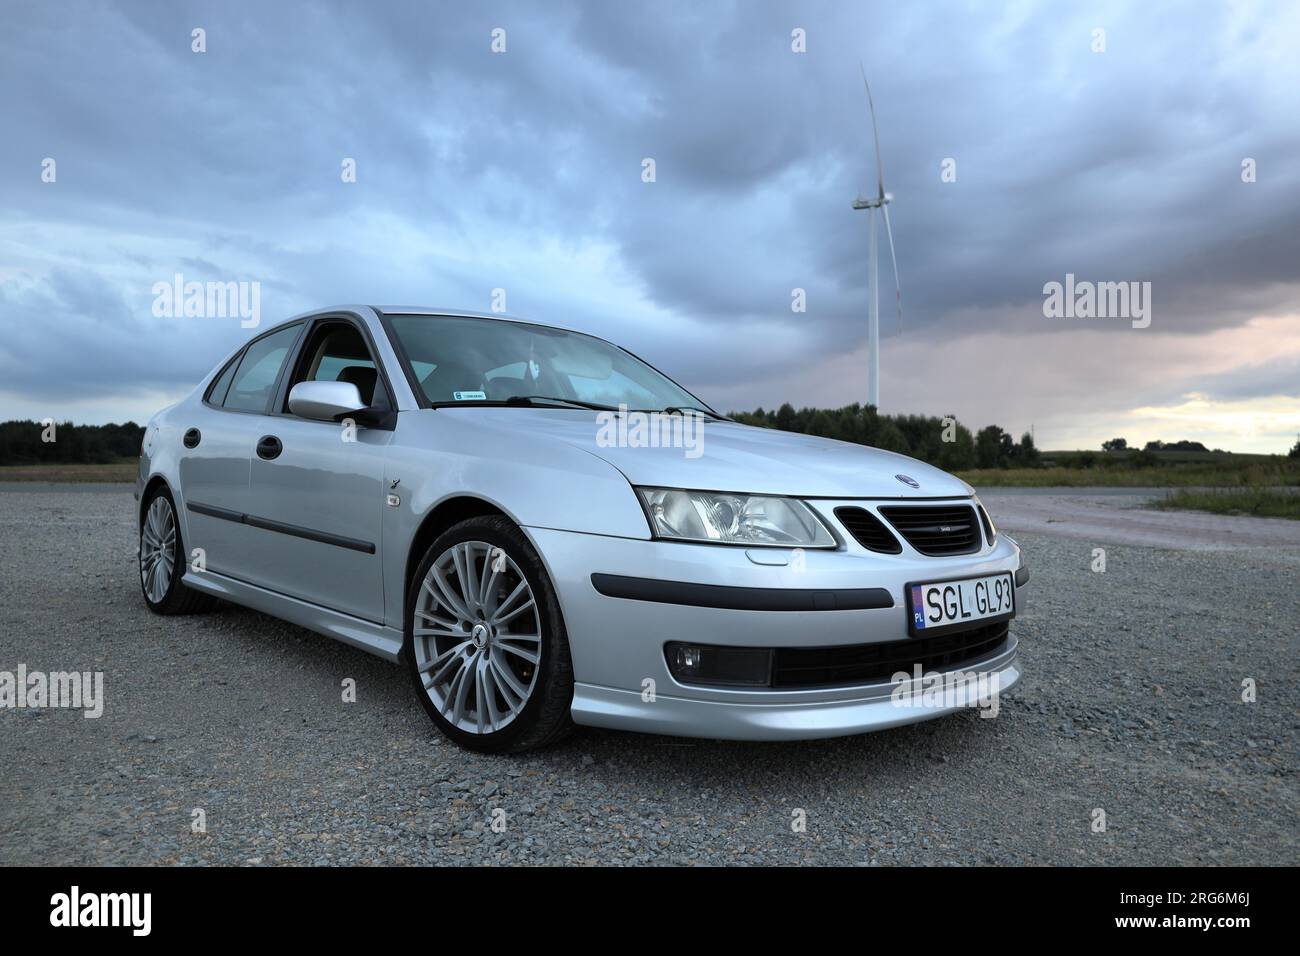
[0,420,145,465]
[1,410,1036,469]
[12,412,1289,468]
[728,404,1039,470]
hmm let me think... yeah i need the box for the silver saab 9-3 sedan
[137,306,1027,752]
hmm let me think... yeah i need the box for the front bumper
[571,643,1020,741]
[525,504,1026,741]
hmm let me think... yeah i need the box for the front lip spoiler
[589,573,894,612]
[569,644,1022,740]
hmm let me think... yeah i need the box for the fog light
[675,645,703,670]
[665,642,773,687]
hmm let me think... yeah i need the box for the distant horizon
[1,411,1293,459]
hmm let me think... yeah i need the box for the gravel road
[1,485,1296,865]
[981,487,1300,551]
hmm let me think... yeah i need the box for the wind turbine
[852,65,901,410]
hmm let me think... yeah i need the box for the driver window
[286,322,386,409]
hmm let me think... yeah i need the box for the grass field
[961,458,1300,488]
[1150,487,1300,520]
[958,465,1292,488]
[0,460,137,482]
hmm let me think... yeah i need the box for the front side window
[386,315,709,412]
[285,322,384,408]
[221,324,301,412]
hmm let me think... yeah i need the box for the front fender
[379,410,651,629]
[388,410,649,539]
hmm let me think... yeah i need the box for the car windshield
[385,314,714,413]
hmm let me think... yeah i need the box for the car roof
[372,306,550,325]
[256,305,614,349]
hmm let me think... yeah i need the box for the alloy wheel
[412,540,542,734]
[140,495,177,604]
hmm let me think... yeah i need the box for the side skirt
[182,568,404,662]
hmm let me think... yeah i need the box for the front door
[240,318,393,623]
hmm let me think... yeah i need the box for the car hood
[440,408,972,499]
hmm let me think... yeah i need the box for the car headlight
[636,487,836,548]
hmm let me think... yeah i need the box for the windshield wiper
[638,405,729,421]
[431,394,715,415]
[505,395,620,412]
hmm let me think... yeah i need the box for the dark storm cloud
[1,0,1298,412]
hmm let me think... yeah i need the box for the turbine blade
[882,203,901,331]
[860,61,885,200]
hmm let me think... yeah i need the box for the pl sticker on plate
[453,390,487,401]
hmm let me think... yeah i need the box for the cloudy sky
[2,0,1299,452]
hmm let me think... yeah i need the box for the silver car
[137,306,1026,752]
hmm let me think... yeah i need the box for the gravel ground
[1,485,1296,866]
[981,488,1300,550]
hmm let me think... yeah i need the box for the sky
[2,0,1299,453]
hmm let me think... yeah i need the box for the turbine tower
[852,65,901,410]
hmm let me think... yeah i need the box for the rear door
[240,316,394,623]
[178,323,304,578]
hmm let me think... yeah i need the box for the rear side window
[206,356,239,406]
[222,324,302,412]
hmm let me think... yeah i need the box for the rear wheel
[407,516,574,753]
[139,487,213,615]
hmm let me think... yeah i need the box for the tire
[406,515,575,753]
[139,486,214,615]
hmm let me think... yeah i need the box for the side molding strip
[187,501,376,555]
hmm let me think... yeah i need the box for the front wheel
[406,516,574,753]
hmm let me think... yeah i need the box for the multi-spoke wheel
[407,516,574,752]
[139,486,213,615]
[140,495,176,604]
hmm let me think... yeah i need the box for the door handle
[183,428,201,449]
[256,435,283,460]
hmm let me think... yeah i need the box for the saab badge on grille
[895,474,920,489]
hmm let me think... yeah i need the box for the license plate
[907,572,1015,636]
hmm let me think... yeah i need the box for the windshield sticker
[453,390,487,401]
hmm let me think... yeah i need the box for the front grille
[977,503,995,545]
[770,620,1010,689]
[834,507,902,553]
[878,504,981,556]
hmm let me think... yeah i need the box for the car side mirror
[288,381,366,422]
